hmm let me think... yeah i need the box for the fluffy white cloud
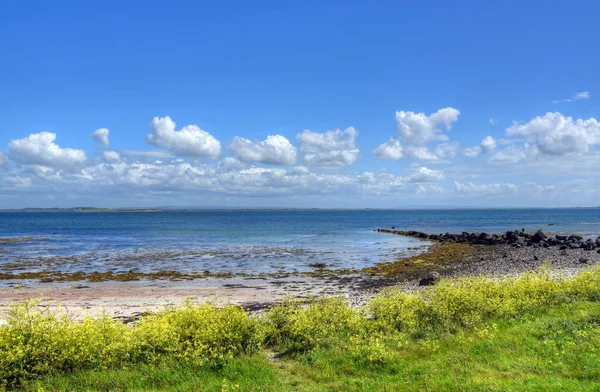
[230,135,296,165]
[0,151,8,166]
[453,181,517,195]
[7,132,87,168]
[372,138,403,160]
[297,127,359,166]
[489,118,498,125]
[146,116,222,158]
[373,107,461,161]
[92,128,110,147]
[396,107,460,144]
[102,151,121,163]
[406,166,446,183]
[464,136,497,157]
[506,112,600,156]
[553,91,591,103]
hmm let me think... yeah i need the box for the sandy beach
[2,230,599,322]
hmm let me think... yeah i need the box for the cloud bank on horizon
[1,101,598,208]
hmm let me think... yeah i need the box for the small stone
[579,257,590,264]
[419,271,441,286]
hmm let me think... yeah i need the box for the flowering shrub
[370,268,600,335]
[0,300,260,388]
[262,297,362,353]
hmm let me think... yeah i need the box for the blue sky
[0,0,598,208]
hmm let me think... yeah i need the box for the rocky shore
[378,228,600,250]
[376,228,600,287]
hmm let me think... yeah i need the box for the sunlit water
[1,209,599,275]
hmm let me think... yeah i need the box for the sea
[1,209,600,276]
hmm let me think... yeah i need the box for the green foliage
[3,266,600,389]
[369,268,599,335]
[0,300,260,389]
[262,297,362,353]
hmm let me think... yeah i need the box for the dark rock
[556,235,568,241]
[568,235,584,241]
[559,245,568,250]
[561,250,568,256]
[579,257,590,264]
[530,230,546,243]
[533,255,539,261]
[506,231,519,243]
[546,237,560,246]
[419,271,441,286]
[584,240,595,251]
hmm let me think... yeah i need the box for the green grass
[4,267,600,391]
[23,302,600,391]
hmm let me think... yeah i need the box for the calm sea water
[1,209,599,275]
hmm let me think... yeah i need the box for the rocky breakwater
[377,228,600,252]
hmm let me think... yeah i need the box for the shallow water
[0,209,599,275]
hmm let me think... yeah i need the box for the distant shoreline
[0,208,164,213]
[1,206,600,213]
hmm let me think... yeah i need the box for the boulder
[419,271,441,286]
[530,230,546,243]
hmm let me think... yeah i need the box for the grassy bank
[3,266,600,391]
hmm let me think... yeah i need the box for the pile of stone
[377,229,600,251]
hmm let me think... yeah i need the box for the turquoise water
[1,209,599,275]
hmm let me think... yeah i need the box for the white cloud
[464,136,497,157]
[396,107,460,144]
[433,142,460,160]
[230,135,296,165]
[297,127,359,166]
[146,116,222,158]
[102,151,121,163]
[406,166,446,183]
[7,132,87,168]
[453,181,517,195]
[303,150,359,166]
[505,112,600,156]
[489,144,537,164]
[121,150,175,161]
[574,92,590,100]
[373,107,461,161]
[489,118,498,125]
[92,128,110,147]
[372,138,403,160]
[290,166,309,175]
[0,151,8,166]
[553,91,591,103]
